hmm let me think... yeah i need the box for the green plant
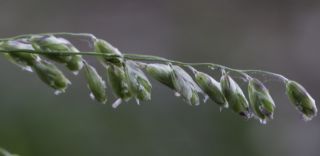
[0,32,317,124]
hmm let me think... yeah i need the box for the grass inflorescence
[0,33,317,124]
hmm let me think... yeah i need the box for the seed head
[31,36,72,63]
[171,65,202,106]
[286,80,317,120]
[65,46,84,73]
[126,61,152,101]
[84,63,107,104]
[107,64,133,101]
[194,70,228,108]
[2,40,40,67]
[31,35,83,72]
[220,73,251,119]
[146,63,174,89]
[32,60,71,93]
[94,39,123,67]
[248,78,275,123]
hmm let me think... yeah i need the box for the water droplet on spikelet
[259,119,267,125]
[22,66,33,72]
[203,95,209,103]
[54,90,64,95]
[89,92,95,100]
[174,92,181,97]
[135,98,140,105]
[72,71,79,75]
[225,103,229,109]
[112,98,122,109]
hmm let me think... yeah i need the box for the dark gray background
[0,0,319,156]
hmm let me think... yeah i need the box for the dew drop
[203,95,209,103]
[135,98,140,105]
[224,103,229,109]
[89,92,95,100]
[259,119,267,125]
[22,66,33,72]
[174,92,181,97]
[112,98,122,109]
[54,90,64,95]
[72,71,79,75]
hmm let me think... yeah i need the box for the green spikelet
[248,78,275,123]
[286,80,317,121]
[126,61,152,101]
[146,63,175,89]
[32,60,71,94]
[171,65,202,106]
[221,73,251,119]
[194,70,228,108]
[94,39,123,67]
[84,63,107,103]
[1,40,40,70]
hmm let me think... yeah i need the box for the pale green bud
[84,63,107,103]
[126,61,152,101]
[286,80,317,120]
[248,78,275,123]
[31,36,72,63]
[145,63,174,89]
[107,64,132,101]
[220,73,251,119]
[171,65,201,106]
[65,46,84,73]
[32,60,71,93]
[2,40,40,67]
[94,39,123,67]
[66,54,83,74]
[194,71,228,108]
[31,36,83,72]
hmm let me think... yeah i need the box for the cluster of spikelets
[0,34,317,124]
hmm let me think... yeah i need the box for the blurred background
[0,0,320,156]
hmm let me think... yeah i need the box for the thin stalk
[0,32,96,42]
[0,50,289,82]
